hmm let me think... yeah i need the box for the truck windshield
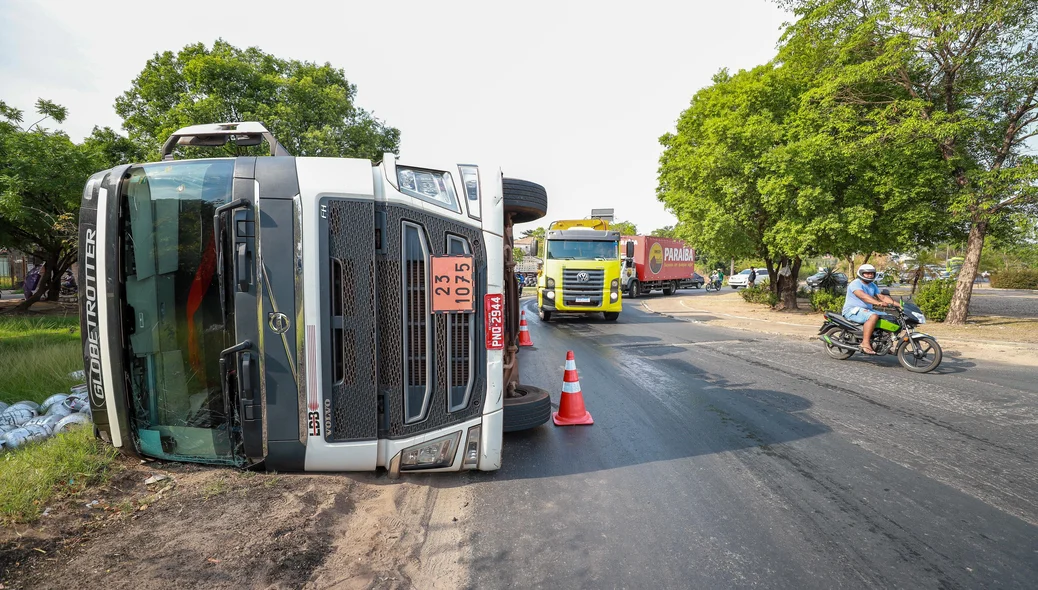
[546,240,618,261]
[121,159,239,464]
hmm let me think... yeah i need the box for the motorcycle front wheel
[822,326,855,360]
[897,336,942,373]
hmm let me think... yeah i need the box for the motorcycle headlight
[912,311,926,324]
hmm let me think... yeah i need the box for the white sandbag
[40,394,69,414]
[46,402,74,418]
[62,396,90,413]
[0,406,37,427]
[1,424,51,448]
[54,413,92,434]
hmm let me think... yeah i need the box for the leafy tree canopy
[777,0,1038,322]
[115,40,401,160]
[0,99,106,310]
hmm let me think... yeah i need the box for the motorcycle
[817,291,942,373]
[705,278,722,292]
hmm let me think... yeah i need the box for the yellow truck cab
[537,219,623,321]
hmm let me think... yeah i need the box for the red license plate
[484,293,504,350]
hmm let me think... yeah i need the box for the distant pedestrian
[23,263,44,300]
[748,266,757,288]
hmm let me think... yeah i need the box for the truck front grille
[325,201,378,442]
[562,268,604,306]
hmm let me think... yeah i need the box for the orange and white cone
[553,350,593,426]
[518,310,534,347]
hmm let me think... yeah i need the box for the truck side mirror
[625,241,635,258]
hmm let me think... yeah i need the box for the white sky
[0,0,789,235]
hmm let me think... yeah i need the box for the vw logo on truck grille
[576,272,590,283]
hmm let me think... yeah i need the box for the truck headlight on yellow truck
[610,278,619,301]
[545,277,555,299]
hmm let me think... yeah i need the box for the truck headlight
[397,166,461,213]
[400,432,461,470]
[545,277,555,299]
[458,165,480,220]
[462,425,481,469]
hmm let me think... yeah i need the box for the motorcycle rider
[843,263,900,355]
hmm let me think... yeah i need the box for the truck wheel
[603,312,619,321]
[504,385,552,432]
[663,281,676,296]
[503,178,548,224]
[628,280,639,299]
[539,307,552,322]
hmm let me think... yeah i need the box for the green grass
[0,315,117,523]
[0,426,119,523]
[0,315,82,405]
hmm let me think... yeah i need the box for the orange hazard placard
[431,255,475,313]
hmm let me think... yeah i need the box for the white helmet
[857,263,877,283]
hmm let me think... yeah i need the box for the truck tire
[663,281,676,296]
[503,385,552,432]
[503,178,548,224]
[603,312,619,321]
[628,280,639,299]
[539,307,552,322]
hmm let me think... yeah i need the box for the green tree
[659,60,950,309]
[115,40,400,160]
[779,0,1038,323]
[609,220,638,235]
[521,227,546,258]
[512,247,525,263]
[0,100,101,311]
[650,225,679,239]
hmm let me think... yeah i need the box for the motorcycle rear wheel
[897,336,942,373]
[822,326,855,360]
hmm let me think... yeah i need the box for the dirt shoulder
[1,457,472,590]
[640,292,1038,368]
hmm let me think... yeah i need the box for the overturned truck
[79,122,549,475]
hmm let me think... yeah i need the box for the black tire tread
[502,178,548,224]
[503,385,552,432]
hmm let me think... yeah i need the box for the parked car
[728,268,769,289]
[689,272,706,289]
[805,271,848,291]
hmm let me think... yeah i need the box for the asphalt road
[461,299,1038,589]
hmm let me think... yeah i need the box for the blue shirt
[843,278,879,316]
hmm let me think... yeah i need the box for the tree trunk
[764,258,776,294]
[774,256,802,311]
[946,219,987,324]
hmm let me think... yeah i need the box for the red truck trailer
[620,235,699,297]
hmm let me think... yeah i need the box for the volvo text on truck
[78,122,552,475]
[620,235,697,298]
[536,219,623,321]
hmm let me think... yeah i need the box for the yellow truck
[536,219,625,321]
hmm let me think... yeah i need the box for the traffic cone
[518,310,534,347]
[553,350,593,426]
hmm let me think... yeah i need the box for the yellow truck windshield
[546,240,618,261]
